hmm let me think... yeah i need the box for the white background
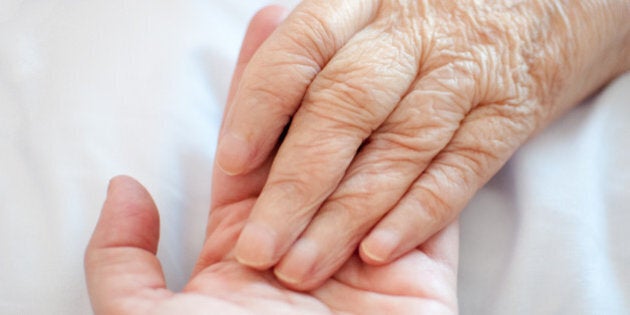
[0,1,628,314]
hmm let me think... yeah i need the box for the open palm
[85,176,458,315]
[84,6,459,314]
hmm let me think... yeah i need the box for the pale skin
[215,0,630,290]
[84,7,459,314]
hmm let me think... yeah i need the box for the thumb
[85,175,172,314]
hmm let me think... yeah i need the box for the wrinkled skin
[84,7,459,314]
[215,0,630,290]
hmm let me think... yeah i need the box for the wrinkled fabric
[0,1,627,314]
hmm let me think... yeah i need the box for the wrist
[580,0,630,74]
[518,0,629,119]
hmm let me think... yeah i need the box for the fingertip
[106,174,132,196]
[234,222,278,270]
[216,132,253,176]
[359,229,401,265]
[106,175,152,203]
[359,243,386,265]
[273,238,320,290]
[274,268,322,291]
[91,175,160,253]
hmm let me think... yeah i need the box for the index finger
[233,3,424,269]
[215,0,380,176]
[212,5,290,213]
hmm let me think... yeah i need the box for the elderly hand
[85,9,459,314]
[216,0,630,290]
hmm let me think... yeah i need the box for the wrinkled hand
[84,7,459,314]
[215,0,630,289]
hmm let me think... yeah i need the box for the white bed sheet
[0,1,627,314]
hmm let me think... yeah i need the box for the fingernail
[274,238,319,286]
[216,132,251,176]
[235,222,277,269]
[361,229,401,263]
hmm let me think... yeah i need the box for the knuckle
[266,181,330,229]
[428,145,499,198]
[286,127,361,166]
[265,177,324,222]
[369,129,444,163]
[452,148,490,180]
[299,42,420,137]
[289,8,341,62]
[243,57,316,112]
[335,171,390,200]
[366,105,462,165]
[323,195,382,238]
[434,153,484,189]
[301,87,377,137]
[268,175,313,199]
[412,184,451,227]
[372,1,426,61]
[467,43,543,127]
[267,164,340,210]
[246,80,294,111]
[312,67,382,108]
[423,62,477,110]
[303,65,401,137]
[473,102,537,135]
[454,113,527,160]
